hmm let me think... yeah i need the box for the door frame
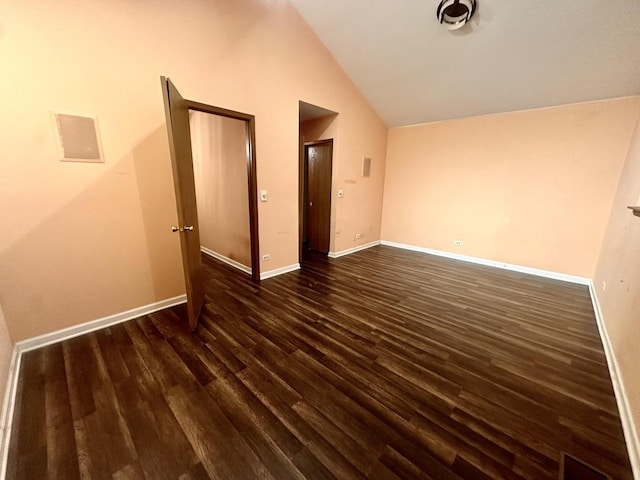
[187,100,260,282]
[299,139,333,259]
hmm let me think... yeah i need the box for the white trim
[380,240,638,476]
[380,240,590,285]
[328,240,380,259]
[0,294,188,479]
[201,246,252,275]
[589,282,640,479]
[16,294,187,353]
[260,263,300,280]
[1,255,635,479]
[0,346,21,480]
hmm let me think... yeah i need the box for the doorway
[190,110,253,276]
[161,77,260,330]
[303,140,333,254]
[298,101,338,262]
[187,101,260,282]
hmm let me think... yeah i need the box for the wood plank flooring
[6,246,634,479]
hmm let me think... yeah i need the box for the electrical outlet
[602,281,606,291]
[353,233,361,240]
[262,254,270,261]
[454,240,463,247]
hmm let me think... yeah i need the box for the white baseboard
[260,263,300,280]
[381,240,637,476]
[1,254,635,478]
[380,240,590,285]
[0,346,21,480]
[329,240,380,259]
[201,247,252,275]
[0,293,187,479]
[17,294,187,353]
[589,282,640,480]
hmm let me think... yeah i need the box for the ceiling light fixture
[437,0,476,30]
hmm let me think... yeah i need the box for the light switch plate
[338,189,344,198]
[260,190,268,202]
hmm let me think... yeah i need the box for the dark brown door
[305,140,333,253]
[161,77,204,330]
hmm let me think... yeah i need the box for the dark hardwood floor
[6,246,633,479]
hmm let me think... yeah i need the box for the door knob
[171,225,194,232]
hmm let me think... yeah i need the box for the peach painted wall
[594,108,640,444]
[300,115,339,142]
[190,112,251,268]
[381,98,640,277]
[0,0,387,340]
[0,305,12,413]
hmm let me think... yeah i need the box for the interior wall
[381,97,640,277]
[0,304,12,412]
[0,0,387,340]
[594,108,640,441]
[190,111,251,268]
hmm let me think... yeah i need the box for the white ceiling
[290,0,640,127]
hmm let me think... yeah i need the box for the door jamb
[187,100,260,282]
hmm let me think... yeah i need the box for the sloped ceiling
[290,0,640,127]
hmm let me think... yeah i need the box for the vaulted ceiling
[290,0,640,127]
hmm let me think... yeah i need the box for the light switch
[260,190,268,202]
[337,189,344,198]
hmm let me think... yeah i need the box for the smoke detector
[437,0,476,30]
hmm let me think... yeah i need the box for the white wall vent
[362,157,371,177]
[53,113,104,163]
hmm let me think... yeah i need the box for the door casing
[301,139,333,256]
[187,99,260,283]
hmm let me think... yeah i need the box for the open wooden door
[305,140,333,253]
[161,76,204,330]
